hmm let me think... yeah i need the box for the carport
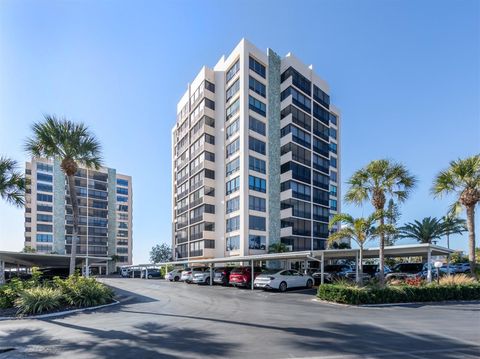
[0,251,111,284]
[124,243,454,289]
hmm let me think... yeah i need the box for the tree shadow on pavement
[0,321,237,358]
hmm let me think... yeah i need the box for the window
[313,103,329,124]
[118,204,129,212]
[281,161,311,184]
[37,173,52,182]
[37,183,52,193]
[249,57,266,78]
[205,80,215,93]
[313,137,329,157]
[249,235,266,250]
[205,133,215,145]
[249,76,266,97]
[226,196,240,214]
[281,180,311,201]
[226,216,240,232]
[249,196,266,212]
[226,235,240,251]
[313,85,330,109]
[331,170,337,182]
[249,175,266,193]
[226,98,240,121]
[330,199,338,211]
[226,118,240,139]
[226,157,240,176]
[226,59,240,82]
[248,96,266,116]
[281,67,311,96]
[117,187,129,195]
[329,113,337,126]
[330,185,337,197]
[281,105,311,131]
[249,156,266,174]
[249,136,266,155]
[281,143,311,166]
[226,138,240,158]
[249,215,266,231]
[313,205,329,222]
[330,157,337,168]
[281,124,311,148]
[204,98,215,110]
[205,151,215,162]
[37,204,52,212]
[280,87,311,113]
[329,142,337,154]
[313,188,329,206]
[226,176,240,195]
[36,234,53,242]
[312,171,329,190]
[329,127,337,139]
[249,116,266,136]
[37,193,53,202]
[312,154,329,173]
[37,163,53,172]
[313,119,329,141]
[117,196,128,203]
[226,78,240,102]
[37,214,52,222]
[37,224,53,232]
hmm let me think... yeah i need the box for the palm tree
[433,154,480,278]
[328,213,379,284]
[0,156,26,207]
[441,215,467,249]
[397,217,445,244]
[345,159,417,285]
[268,242,288,253]
[385,199,401,246]
[25,115,102,275]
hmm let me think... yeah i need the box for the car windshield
[362,265,378,273]
[231,268,245,274]
[393,263,423,273]
[324,265,347,272]
[260,269,279,275]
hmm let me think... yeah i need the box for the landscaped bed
[317,275,480,305]
[0,269,115,318]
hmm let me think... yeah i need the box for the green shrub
[317,283,480,305]
[55,275,114,308]
[0,278,26,309]
[15,287,63,315]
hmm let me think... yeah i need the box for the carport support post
[355,251,359,283]
[427,247,432,283]
[320,252,325,285]
[146,267,149,280]
[209,265,213,286]
[131,267,134,278]
[0,260,5,285]
[251,260,254,290]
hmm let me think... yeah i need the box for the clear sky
[0,0,479,264]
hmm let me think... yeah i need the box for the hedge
[317,283,480,305]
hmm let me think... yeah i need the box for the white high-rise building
[171,39,340,260]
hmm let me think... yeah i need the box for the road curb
[0,300,120,321]
[311,298,480,308]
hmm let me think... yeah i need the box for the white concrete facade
[172,39,341,261]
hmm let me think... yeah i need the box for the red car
[229,266,262,287]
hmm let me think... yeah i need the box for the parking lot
[1,277,479,358]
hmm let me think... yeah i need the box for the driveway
[0,278,479,358]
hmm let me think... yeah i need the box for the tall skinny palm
[25,115,102,275]
[441,215,467,249]
[433,154,480,278]
[328,213,384,285]
[397,217,445,244]
[0,156,26,207]
[345,159,417,285]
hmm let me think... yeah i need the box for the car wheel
[279,281,287,292]
[306,279,313,288]
[174,276,180,281]
[205,277,210,284]
[148,275,152,279]
[169,279,173,282]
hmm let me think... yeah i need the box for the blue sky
[0,0,478,264]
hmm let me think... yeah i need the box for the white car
[254,269,314,292]
[180,267,206,283]
[192,270,212,284]
[165,269,183,282]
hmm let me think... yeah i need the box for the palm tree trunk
[358,246,364,286]
[465,205,477,279]
[67,175,80,276]
[378,215,385,286]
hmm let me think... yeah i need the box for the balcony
[280,207,293,219]
[280,226,293,237]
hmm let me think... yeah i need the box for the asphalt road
[0,278,479,359]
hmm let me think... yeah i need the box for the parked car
[213,267,233,285]
[254,269,314,292]
[192,269,213,285]
[386,263,424,280]
[455,263,471,273]
[165,268,183,282]
[180,267,207,283]
[345,264,391,281]
[229,266,262,287]
[122,268,142,278]
[142,268,162,279]
[311,264,353,284]
[120,267,130,277]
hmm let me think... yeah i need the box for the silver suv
[192,269,213,284]
[180,267,207,283]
